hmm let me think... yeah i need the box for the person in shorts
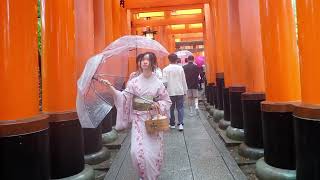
[183,55,201,115]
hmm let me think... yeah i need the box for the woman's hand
[97,77,117,96]
[99,78,112,87]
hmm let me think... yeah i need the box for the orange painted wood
[112,0,122,40]
[0,0,39,120]
[180,37,203,41]
[259,0,301,102]
[154,26,170,69]
[216,0,232,87]
[228,0,247,88]
[75,0,95,78]
[168,28,203,34]
[296,0,320,104]
[131,4,203,13]
[132,14,204,28]
[210,0,224,74]
[168,35,176,53]
[104,0,114,45]
[93,0,106,52]
[204,4,216,83]
[119,8,130,36]
[125,9,132,35]
[126,0,209,9]
[41,0,77,112]
[238,0,265,92]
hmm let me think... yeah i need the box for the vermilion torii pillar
[42,0,94,178]
[104,0,114,46]
[75,0,110,171]
[294,1,320,179]
[225,0,248,141]
[112,0,122,40]
[213,0,233,130]
[237,0,266,160]
[93,0,106,53]
[0,1,50,179]
[204,4,217,115]
[256,0,301,179]
[210,1,225,122]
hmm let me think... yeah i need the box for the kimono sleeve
[113,81,134,131]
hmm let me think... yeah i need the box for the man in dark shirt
[183,55,200,115]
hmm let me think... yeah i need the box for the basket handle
[148,103,161,119]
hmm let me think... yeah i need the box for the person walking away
[154,66,163,81]
[99,52,172,180]
[183,55,201,115]
[198,65,205,90]
[163,54,188,131]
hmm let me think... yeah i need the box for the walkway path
[105,103,247,180]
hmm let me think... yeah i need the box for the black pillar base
[220,88,231,130]
[51,165,94,180]
[216,73,225,110]
[293,104,320,180]
[206,83,215,106]
[0,114,50,180]
[256,158,296,180]
[101,106,118,144]
[261,102,295,170]
[239,143,264,160]
[212,85,218,107]
[241,92,265,159]
[229,86,246,130]
[48,112,86,179]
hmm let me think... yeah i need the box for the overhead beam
[168,28,203,34]
[132,14,204,28]
[174,33,203,38]
[126,0,209,9]
[131,4,203,13]
[180,37,204,41]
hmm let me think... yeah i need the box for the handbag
[145,106,169,134]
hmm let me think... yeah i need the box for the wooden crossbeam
[125,0,209,9]
[168,28,203,34]
[132,14,204,28]
[131,4,204,13]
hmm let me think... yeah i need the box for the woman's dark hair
[139,52,157,71]
[136,53,145,70]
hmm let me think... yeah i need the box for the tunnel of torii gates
[0,0,320,179]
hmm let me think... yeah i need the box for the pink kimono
[113,74,172,180]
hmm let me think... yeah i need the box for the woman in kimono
[100,52,172,180]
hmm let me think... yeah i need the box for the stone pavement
[105,104,247,180]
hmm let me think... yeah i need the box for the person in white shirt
[155,66,163,81]
[162,54,188,131]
